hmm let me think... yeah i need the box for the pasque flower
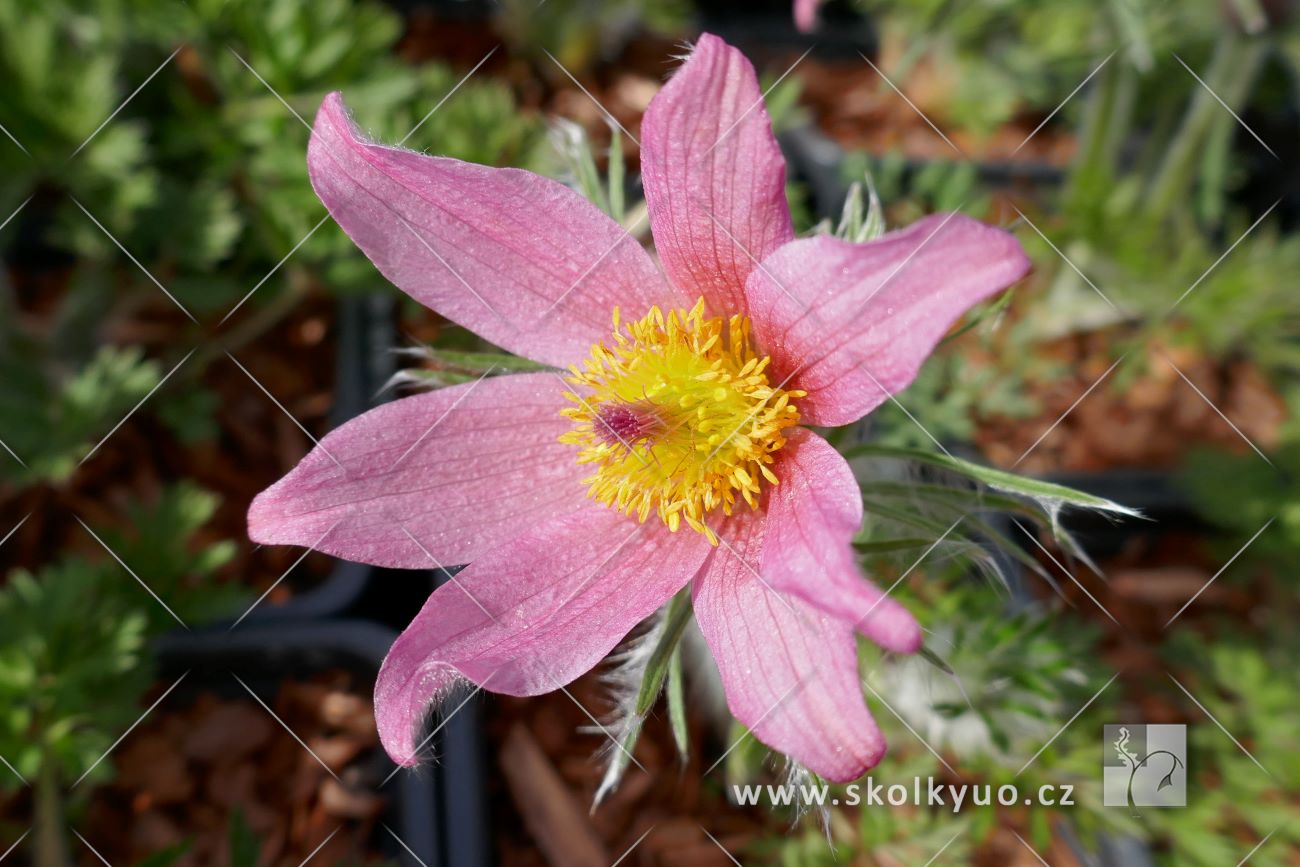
[249,34,1028,782]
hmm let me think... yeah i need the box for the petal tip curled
[825,736,888,783]
[874,608,924,655]
[375,652,461,768]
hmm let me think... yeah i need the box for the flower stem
[34,752,69,867]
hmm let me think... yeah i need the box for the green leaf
[634,589,693,716]
[851,536,938,554]
[917,645,956,676]
[597,716,644,804]
[844,444,1140,517]
[667,642,689,761]
[549,118,608,214]
[228,807,261,867]
[135,841,194,867]
[419,347,554,375]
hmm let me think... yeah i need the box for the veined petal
[309,92,681,367]
[375,508,711,765]
[762,429,922,653]
[640,33,794,317]
[693,511,886,782]
[248,373,591,568]
[745,214,1031,426]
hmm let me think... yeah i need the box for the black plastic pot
[349,567,491,864]
[696,0,878,61]
[1038,468,1200,562]
[242,293,397,625]
[154,619,477,866]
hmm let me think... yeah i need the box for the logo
[1103,724,1186,808]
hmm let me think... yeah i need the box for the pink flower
[248,34,1028,782]
[794,0,823,32]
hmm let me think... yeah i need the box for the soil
[973,333,1286,473]
[792,54,1075,166]
[486,668,776,867]
[0,267,347,604]
[79,672,391,867]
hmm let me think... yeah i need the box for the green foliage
[862,329,1048,449]
[0,340,162,486]
[547,119,630,221]
[833,172,887,243]
[493,0,691,72]
[855,0,1210,136]
[99,481,243,628]
[228,808,262,867]
[1,0,545,311]
[0,482,240,793]
[752,805,973,866]
[853,0,1299,387]
[760,70,810,136]
[1181,439,1298,578]
[1147,626,1300,866]
[0,0,159,234]
[0,558,151,790]
[0,263,231,490]
[840,151,991,221]
[877,588,1106,764]
[735,583,1131,863]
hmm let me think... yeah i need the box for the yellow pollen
[558,297,805,544]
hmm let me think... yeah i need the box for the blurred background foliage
[1,0,1297,864]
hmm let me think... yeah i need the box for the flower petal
[746,214,1031,426]
[762,429,922,653]
[375,508,711,765]
[309,92,680,367]
[794,0,823,31]
[640,33,794,316]
[248,373,592,568]
[693,511,886,781]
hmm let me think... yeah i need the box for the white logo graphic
[1103,724,1186,808]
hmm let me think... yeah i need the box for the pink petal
[693,511,886,781]
[763,429,922,653]
[746,214,1031,426]
[309,92,681,367]
[793,0,823,31]
[248,373,593,568]
[375,508,712,765]
[640,33,794,316]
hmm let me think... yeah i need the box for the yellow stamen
[558,298,805,543]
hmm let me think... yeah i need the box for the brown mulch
[487,668,774,867]
[974,334,1286,473]
[793,54,1075,166]
[1,277,344,602]
[81,673,388,867]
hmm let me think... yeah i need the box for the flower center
[559,298,805,543]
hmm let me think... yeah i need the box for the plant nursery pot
[696,0,879,61]
[1040,468,1201,562]
[152,618,488,866]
